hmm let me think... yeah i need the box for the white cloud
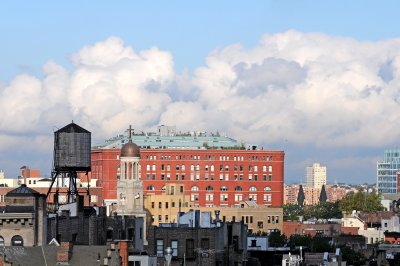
[2,31,400,179]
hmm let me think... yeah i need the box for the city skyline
[1,1,400,184]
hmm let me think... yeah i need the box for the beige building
[145,183,283,233]
[0,185,47,247]
[306,163,327,189]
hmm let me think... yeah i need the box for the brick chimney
[57,241,73,264]
[0,254,12,266]
[118,240,129,266]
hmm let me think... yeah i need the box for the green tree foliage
[288,234,332,252]
[283,202,342,220]
[268,230,287,247]
[340,245,367,266]
[339,188,384,214]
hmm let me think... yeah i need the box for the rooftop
[93,125,244,150]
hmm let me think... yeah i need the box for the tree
[340,245,367,266]
[268,230,287,247]
[339,188,384,214]
[297,185,305,206]
[319,185,327,203]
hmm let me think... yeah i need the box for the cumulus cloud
[2,31,400,179]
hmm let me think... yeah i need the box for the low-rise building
[145,183,283,234]
[0,185,47,247]
[147,210,248,266]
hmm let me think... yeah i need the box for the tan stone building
[0,185,47,247]
[145,183,283,233]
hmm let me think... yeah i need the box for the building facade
[305,163,327,189]
[377,149,400,193]
[92,127,285,207]
[144,184,283,233]
[147,210,248,266]
[0,185,47,247]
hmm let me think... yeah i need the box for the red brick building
[92,148,285,207]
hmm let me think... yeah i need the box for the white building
[305,163,327,189]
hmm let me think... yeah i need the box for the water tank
[54,122,91,172]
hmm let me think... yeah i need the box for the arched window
[206,185,214,191]
[234,186,243,191]
[220,186,228,191]
[147,185,155,191]
[162,186,166,191]
[264,186,272,191]
[249,186,257,192]
[0,236,4,247]
[191,186,199,191]
[11,235,23,246]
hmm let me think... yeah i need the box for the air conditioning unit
[201,252,209,258]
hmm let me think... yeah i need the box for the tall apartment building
[377,149,400,194]
[91,126,285,207]
[305,163,327,189]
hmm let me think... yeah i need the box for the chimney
[118,240,129,266]
[57,241,73,264]
[215,210,220,222]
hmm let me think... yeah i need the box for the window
[264,186,272,191]
[152,164,156,171]
[206,185,213,191]
[258,221,264,229]
[249,194,257,201]
[147,185,155,191]
[11,235,23,246]
[235,194,242,202]
[264,194,272,202]
[191,186,199,191]
[146,165,150,171]
[165,202,169,209]
[249,186,257,191]
[157,240,164,257]
[235,186,242,191]
[171,240,178,256]
[201,238,210,250]
[206,194,214,201]
[191,194,199,201]
[220,194,228,201]
[165,215,169,222]
[151,202,155,208]
[0,236,4,247]
[182,165,186,171]
[269,174,273,181]
[159,202,162,209]
[220,186,228,191]
[186,239,195,258]
[269,166,273,172]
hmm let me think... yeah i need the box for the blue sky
[2,1,399,80]
[1,1,400,183]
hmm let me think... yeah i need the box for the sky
[1,1,400,184]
